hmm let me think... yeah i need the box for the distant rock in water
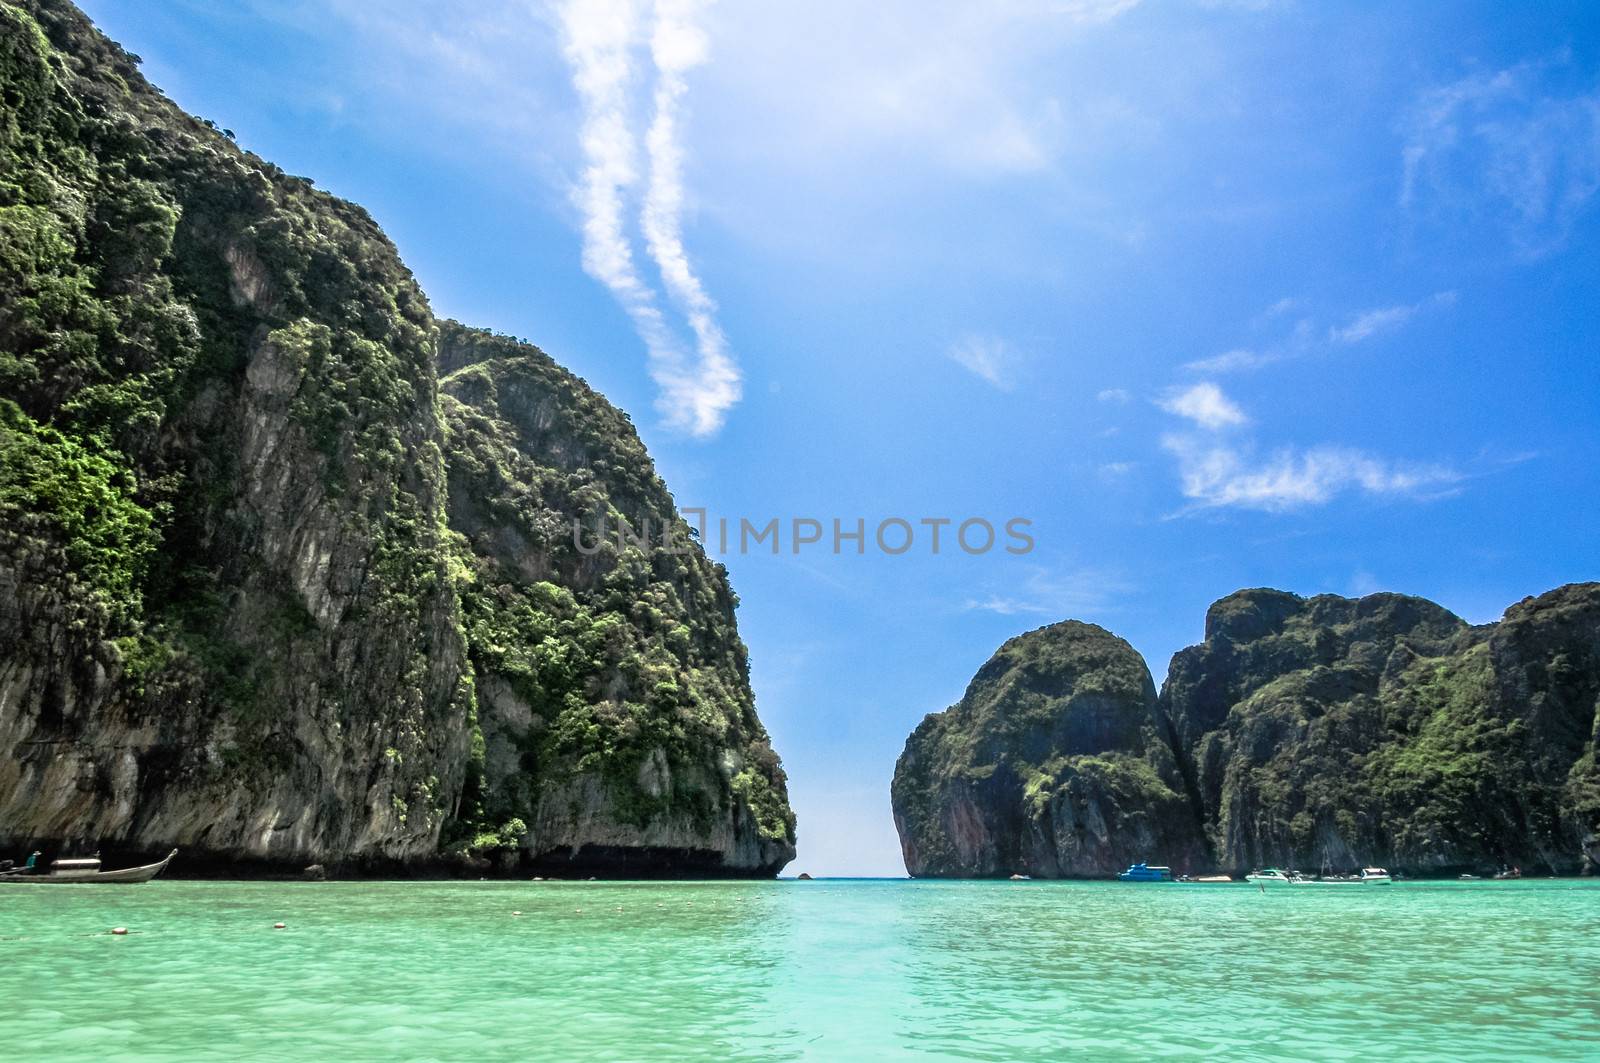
[0,0,793,877]
[891,621,1207,878]
[892,585,1600,877]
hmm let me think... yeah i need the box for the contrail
[642,0,739,437]
[556,0,738,437]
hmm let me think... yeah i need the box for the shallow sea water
[2,877,1597,1060]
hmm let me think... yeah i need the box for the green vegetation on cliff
[895,585,1600,878]
[438,324,793,872]
[0,0,793,876]
[1166,586,1600,874]
[0,398,155,627]
[892,621,1203,878]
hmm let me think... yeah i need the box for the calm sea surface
[2,877,1597,1060]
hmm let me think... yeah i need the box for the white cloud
[967,595,1047,616]
[1328,290,1456,344]
[1327,304,1417,345]
[641,0,741,435]
[1096,387,1132,403]
[1182,347,1282,374]
[1349,569,1382,596]
[1400,57,1600,257]
[1153,382,1463,512]
[558,0,738,437]
[1182,317,1312,375]
[1156,381,1247,429]
[948,334,1017,389]
[1190,292,1455,373]
[248,0,739,434]
[964,563,1132,617]
[1162,435,1460,512]
[1049,0,1145,25]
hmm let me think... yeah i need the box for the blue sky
[81,0,1600,875]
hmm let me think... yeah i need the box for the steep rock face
[0,0,470,868]
[891,621,1205,877]
[1164,590,1471,871]
[437,324,794,876]
[1489,584,1600,871]
[0,0,794,875]
[895,585,1600,877]
[1164,585,1600,874]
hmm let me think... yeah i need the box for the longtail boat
[0,849,177,884]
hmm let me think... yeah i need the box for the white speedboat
[1243,868,1305,885]
[1293,867,1394,885]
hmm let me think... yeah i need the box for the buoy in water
[512,910,522,916]
[111,927,128,936]
[273,922,286,929]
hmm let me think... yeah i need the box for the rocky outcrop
[1166,585,1600,875]
[0,0,792,875]
[891,621,1205,877]
[1165,589,1472,873]
[893,585,1600,877]
[437,325,794,876]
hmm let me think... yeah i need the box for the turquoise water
[2,878,1597,1060]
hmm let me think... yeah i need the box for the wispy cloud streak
[1400,57,1600,257]
[643,0,740,434]
[1186,292,1456,374]
[1328,292,1456,345]
[964,563,1133,616]
[1161,436,1462,512]
[558,0,737,436]
[948,334,1016,389]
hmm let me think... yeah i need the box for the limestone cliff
[438,324,793,876]
[893,585,1600,877]
[1166,584,1600,876]
[0,0,792,875]
[891,621,1204,877]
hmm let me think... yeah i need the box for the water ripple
[1,879,1596,1060]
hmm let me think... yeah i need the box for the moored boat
[1292,867,1393,885]
[1243,868,1305,885]
[0,849,177,884]
[1117,863,1173,882]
